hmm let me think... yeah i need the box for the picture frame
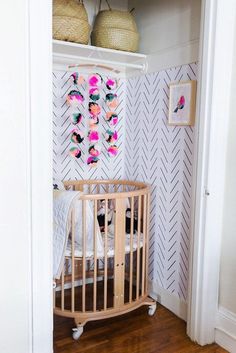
[168,80,197,126]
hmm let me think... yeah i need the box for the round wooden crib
[53,180,157,340]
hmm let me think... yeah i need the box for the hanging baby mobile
[66,71,119,165]
[67,73,85,159]
[105,78,119,157]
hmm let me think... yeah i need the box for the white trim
[146,39,199,74]
[149,280,187,322]
[25,1,33,351]
[29,1,53,352]
[187,0,236,345]
[215,307,236,352]
[187,0,217,343]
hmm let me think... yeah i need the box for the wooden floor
[54,304,227,353]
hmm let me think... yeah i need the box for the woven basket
[93,9,137,31]
[92,27,138,52]
[53,0,90,44]
[91,2,139,53]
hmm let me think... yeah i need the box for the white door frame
[29,0,53,352]
[187,0,236,345]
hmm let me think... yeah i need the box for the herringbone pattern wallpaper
[125,63,198,301]
[53,71,125,182]
[53,63,197,302]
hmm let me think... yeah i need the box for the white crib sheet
[65,231,144,259]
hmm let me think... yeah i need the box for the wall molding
[146,39,199,74]
[215,307,236,352]
[149,280,187,322]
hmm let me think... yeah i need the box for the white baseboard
[215,306,236,352]
[149,280,187,322]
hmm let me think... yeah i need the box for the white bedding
[53,190,103,279]
[53,190,143,279]
[65,228,144,258]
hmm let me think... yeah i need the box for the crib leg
[72,319,85,341]
[148,301,157,316]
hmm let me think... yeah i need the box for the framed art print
[168,80,197,126]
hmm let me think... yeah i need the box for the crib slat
[82,200,86,312]
[145,192,150,293]
[142,194,147,296]
[71,208,75,312]
[53,285,56,309]
[104,199,108,310]
[93,200,97,312]
[65,258,69,275]
[114,198,126,308]
[136,195,141,300]
[129,197,134,303]
[61,265,65,311]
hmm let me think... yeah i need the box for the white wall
[128,0,201,72]
[0,1,53,353]
[0,2,32,353]
[219,22,236,315]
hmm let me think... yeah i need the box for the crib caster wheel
[72,326,83,340]
[148,302,157,316]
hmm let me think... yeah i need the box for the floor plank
[54,304,227,353]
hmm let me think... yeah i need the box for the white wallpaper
[125,63,198,301]
[53,63,198,303]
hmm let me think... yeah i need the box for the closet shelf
[53,40,147,76]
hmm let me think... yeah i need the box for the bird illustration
[174,95,185,113]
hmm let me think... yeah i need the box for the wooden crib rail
[63,179,150,200]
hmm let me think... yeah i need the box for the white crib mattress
[65,231,144,259]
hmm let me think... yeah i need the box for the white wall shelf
[53,40,147,76]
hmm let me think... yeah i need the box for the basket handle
[98,0,112,12]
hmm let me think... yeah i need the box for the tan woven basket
[93,10,138,32]
[92,27,139,52]
[53,0,90,44]
[91,2,139,53]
